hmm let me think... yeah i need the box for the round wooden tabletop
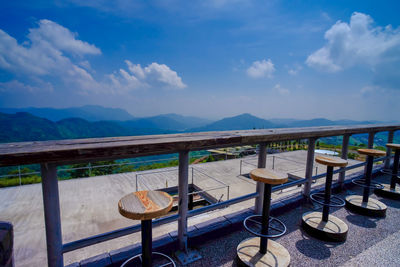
[357,148,386,157]
[118,191,173,221]
[315,155,348,167]
[386,143,400,150]
[250,168,288,185]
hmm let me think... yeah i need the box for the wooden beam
[1,124,400,167]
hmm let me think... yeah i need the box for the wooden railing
[1,124,399,267]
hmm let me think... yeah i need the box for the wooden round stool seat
[237,237,290,267]
[315,156,348,167]
[250,168,288,185]
[345,195,387,217]
[118,191,173,220]
[301,211,348,242]
[357,149,386,157]
[386,143,400,150]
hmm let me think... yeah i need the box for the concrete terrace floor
[184,173,400,267]
[0,150,367,266]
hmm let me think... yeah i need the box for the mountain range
[0,106,397,145]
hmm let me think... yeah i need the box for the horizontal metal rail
[62,154,389,253]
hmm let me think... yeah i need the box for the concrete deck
[0,150,366,266]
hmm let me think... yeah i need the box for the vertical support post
[259,183,271,254]
[365,132,375,176]
[385,131,394,169]
[255,143,267,214]
[368,132,375,149]
[390,150,400,189]
[363,155,374,203]
[339,134,350,189]
[191,167,194,185]
[178,150,189,252]
[135,174,138,191]
[303,138,316,198]
[141,220,152,267]
[322,166,334,222]
[239,160,242,176]
[18,165,21,186]
[272,156,275,170]
[40,163,63,267]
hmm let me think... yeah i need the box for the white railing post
[255,142,267,214]
[339,134,350,189]
[385,131,395,169]
[303,138,316,198]
[41,163,63,267]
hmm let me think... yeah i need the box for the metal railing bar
[192,168,229,187]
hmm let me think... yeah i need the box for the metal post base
[121,252,176,267]
[345,195,387,217]
[374,184,400,200]
[301,211,348,242]
[237,237,290,267]
[174,249,202,265]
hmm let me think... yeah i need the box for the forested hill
[0,112,175,143]
[0,111,397,146]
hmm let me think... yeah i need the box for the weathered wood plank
[0,124,399,166]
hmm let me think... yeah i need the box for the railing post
[368,132,375,149]
[303,138,316,198]
[385,131,395,169]
[255,142,267,214]
[339,134,350,189]
[41,163,63,267]
[178,150,189,252]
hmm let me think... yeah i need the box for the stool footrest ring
[352,178,384,189]
[380,169,398,176]
[310,193,345,207]
[121,252,176,267]
[243,215,287,238]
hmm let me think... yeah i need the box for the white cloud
[110,60,187,91]
[288,64,303,75]
[0,20,101,92]
[247,59,275,78]
[0,80,53,93]
[306,12,400,72]
[274,84,289,95]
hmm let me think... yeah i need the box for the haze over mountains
[0,105,395,143]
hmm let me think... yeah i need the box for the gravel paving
[178,173,400,267]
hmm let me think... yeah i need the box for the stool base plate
[374,184,400,200]
[301,211,348,242]
[345,195,387,217]
[236,237,290,267]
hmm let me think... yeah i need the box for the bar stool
[302,156,348,242]
[237,168,290,267]
[345,149,387,217]
[118,191,176,267]
[375,143,400,200]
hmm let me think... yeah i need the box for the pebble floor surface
[174,174,400,267]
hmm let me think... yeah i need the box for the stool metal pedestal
[375,143,400,200]
[345,149,387,217]
[237,169,290,267]
[301,156,348,242]
[118,191,176,267]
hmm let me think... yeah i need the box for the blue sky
[0,0,400,120]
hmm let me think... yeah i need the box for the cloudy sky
[0,0,399,120]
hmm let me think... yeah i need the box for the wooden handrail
[0,124,399,166]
